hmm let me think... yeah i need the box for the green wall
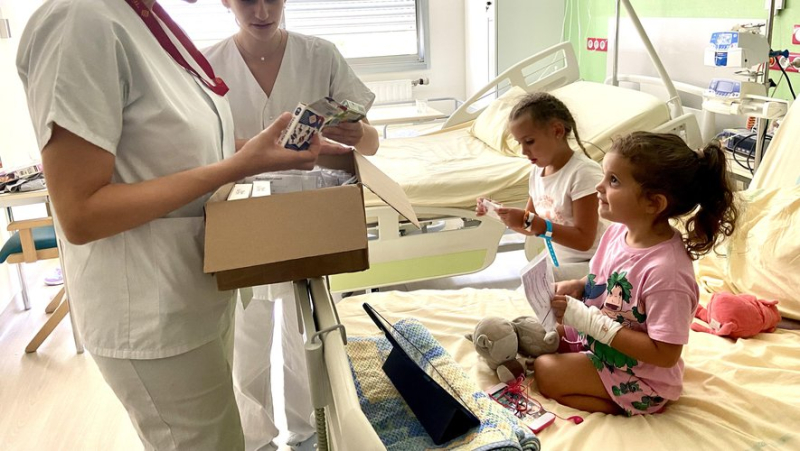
[565,0,800,100]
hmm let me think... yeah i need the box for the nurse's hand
[322,121,364,147]
[236,113,320,173]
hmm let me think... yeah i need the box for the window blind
[159,0,424,64]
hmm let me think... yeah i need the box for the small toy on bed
[465,316,559,383]
[691,292,781,339]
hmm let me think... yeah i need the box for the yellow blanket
[339,288,800,450]
[696,186,800,320]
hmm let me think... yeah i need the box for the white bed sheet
[363,125,532,209]
[363,81,671,209]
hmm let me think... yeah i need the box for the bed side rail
[444,42,580,129]
[295,278,386,451]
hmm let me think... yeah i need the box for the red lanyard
[124,0,229,96]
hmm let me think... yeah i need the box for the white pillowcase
[467,86,529,156]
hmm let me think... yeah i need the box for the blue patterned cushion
[348,318,541,451]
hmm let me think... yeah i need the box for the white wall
[464,0,566,99]
[465,0,492,100]
[608,17,755,133]
[0,0,42,169]
[359,0,467,105]
[0,1,44,314]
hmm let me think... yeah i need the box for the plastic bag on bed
[347,318,541,451]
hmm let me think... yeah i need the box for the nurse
[16,0,321,449]
[202,1,378,450]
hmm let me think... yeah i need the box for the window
[158,0,236,50]
[160,0,429,72]
[284,0,428,71]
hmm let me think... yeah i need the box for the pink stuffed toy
[692,292,781,339]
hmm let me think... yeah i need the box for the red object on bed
[692,292,782,339]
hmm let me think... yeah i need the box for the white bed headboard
[444,42,580,128]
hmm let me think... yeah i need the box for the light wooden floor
[0,260,142,451]
[0,248,526,450]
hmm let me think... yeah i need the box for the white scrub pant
[92,308,244,451]
[234,282,315,450]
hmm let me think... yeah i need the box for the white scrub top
[17,0,236,359]
[203,32,375,140]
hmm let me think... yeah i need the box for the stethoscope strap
[124,0,229,96]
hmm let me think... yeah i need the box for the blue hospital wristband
[538,219,559,267]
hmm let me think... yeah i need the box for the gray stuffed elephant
[512,316,560,357]
[465,315,559,383]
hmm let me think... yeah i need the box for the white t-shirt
[17,0,236,359]
[203,32,375,140]
[528,151,606,263]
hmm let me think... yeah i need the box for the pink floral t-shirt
[581,223,699,407]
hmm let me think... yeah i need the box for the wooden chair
[0,217,83,353]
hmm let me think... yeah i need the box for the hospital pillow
[468,86,528,156]
[695,185,800,320]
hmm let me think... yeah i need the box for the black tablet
[362,302,480,445]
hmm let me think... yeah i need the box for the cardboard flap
[354,152,420,228]
[209,183,235,203]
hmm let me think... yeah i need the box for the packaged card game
[279,97,366,151]
[279,103,330,151]
[327,99,366,126]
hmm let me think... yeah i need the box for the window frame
[161,0,431,73]
[284,0,431,74]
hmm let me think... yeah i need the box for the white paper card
[251,181,272,197]
[227,183,253,201]
[480,198,502,222]
[520,252,556,333]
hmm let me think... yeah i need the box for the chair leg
[45,287,65,314]
[25,298,69,353]
[16,264,30,311]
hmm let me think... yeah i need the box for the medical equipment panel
[704,31,769,68]
[705,78,765,101]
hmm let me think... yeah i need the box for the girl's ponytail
[684,141,738,259]
[612,132,738,260]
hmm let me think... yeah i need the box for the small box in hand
[279,104,328,151]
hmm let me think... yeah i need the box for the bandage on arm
[563,296,623,345]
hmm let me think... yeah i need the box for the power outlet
[586,38,608,52]
[769,52,800,73]
[793,25,800,45]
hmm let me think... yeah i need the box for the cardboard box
[204,152,418,290]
